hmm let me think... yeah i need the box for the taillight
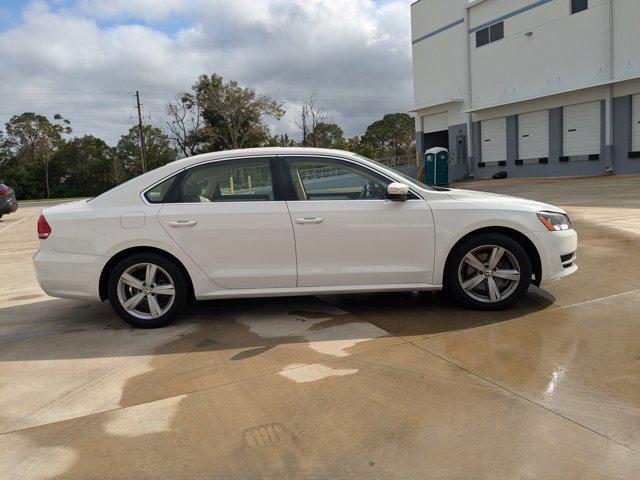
[0,189,8,195]
[38,215,52,239]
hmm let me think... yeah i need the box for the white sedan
[33,148,577,328]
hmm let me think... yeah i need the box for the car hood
[445,188,566,214]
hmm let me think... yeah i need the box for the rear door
[281,156,435,287]
[157,157,297,289]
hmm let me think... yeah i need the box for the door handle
[295,217,324,224]
[168,220,197,227]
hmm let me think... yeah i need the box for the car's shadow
[0,287,555,363]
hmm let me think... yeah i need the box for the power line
[0,91,134,96]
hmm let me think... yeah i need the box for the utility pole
[135,91,147,173]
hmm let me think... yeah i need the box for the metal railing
[374,154,418,168]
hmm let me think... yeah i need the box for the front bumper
[534,228,578,285]
[33,242,105,301]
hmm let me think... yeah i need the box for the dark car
[0,183,18,220]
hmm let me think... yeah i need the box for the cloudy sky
[0,0,414,145]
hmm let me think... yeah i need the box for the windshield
[354,154,431,190]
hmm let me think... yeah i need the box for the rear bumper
[33,243,105,301]
[535,229,579,285]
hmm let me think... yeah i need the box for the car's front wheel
[445,233,532,310]
[107,253,188,328]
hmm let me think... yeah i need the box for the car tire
[107,253,188,328]
[445,233,532,311]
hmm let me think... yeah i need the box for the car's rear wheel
[445,233,532,310]
[107,253,188,328]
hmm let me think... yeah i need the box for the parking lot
[1,175,640,479]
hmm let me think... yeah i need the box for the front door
[158,157,297,289]
[282,156,435,287]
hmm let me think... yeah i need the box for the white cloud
[0,0,413,145]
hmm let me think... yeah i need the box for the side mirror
[387,182,410,201]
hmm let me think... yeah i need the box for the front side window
[286,158,391,200]
[178,158,274,203]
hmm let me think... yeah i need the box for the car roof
[169,147,363,169]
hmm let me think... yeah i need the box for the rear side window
[177,158,274,203]
[145,176,178,203]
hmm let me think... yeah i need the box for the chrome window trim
[140,152,426,205]
[275,153,425,201]
[140,155,276,206]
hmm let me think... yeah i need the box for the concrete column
[415,131,424,164]
[603,95,614,173]
[472,122,482,168]
[549,108,563,171]
[448,123,468,181]
[506,115,518,165]
[613,95,635,174]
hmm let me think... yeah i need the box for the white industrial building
[411,0,640,180]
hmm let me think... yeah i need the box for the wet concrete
[0,175,639,479]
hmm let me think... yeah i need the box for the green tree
[268,133,297,147]
[306,122,346,149]
[114,126,178,180]
[167,74,285,154]
[3,113,72,198]
[344,135,376,159]
[362,113,415,160]
[50,136,116,197]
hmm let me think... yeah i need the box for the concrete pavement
[0,176,639,479]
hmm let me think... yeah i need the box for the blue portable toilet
[424,147,449,186]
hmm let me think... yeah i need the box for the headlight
[537,211,572,231]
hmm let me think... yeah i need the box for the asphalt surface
[0,176,639,479]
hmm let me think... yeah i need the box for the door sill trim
[197,283,442,300]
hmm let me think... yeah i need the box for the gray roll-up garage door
[563,102,600,156]
[518,110,549,159]
[632,94,640,152]
[421,112,448,133]
[481,117,507,162]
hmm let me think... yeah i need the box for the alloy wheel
[116,263,176,320]
[457,245,521,303]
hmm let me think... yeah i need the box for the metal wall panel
[563,102,601,156]
[518,110,549,159]
[481,117,507,162]
[632,94,640,151]
[421,112,448,133]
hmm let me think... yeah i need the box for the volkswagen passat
[33,148,577,328]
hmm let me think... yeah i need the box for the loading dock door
[563,102,600,156]
[632,94,640,152]
[422,112,448,133]
[481,117,507,162]
[518,110,549,159]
